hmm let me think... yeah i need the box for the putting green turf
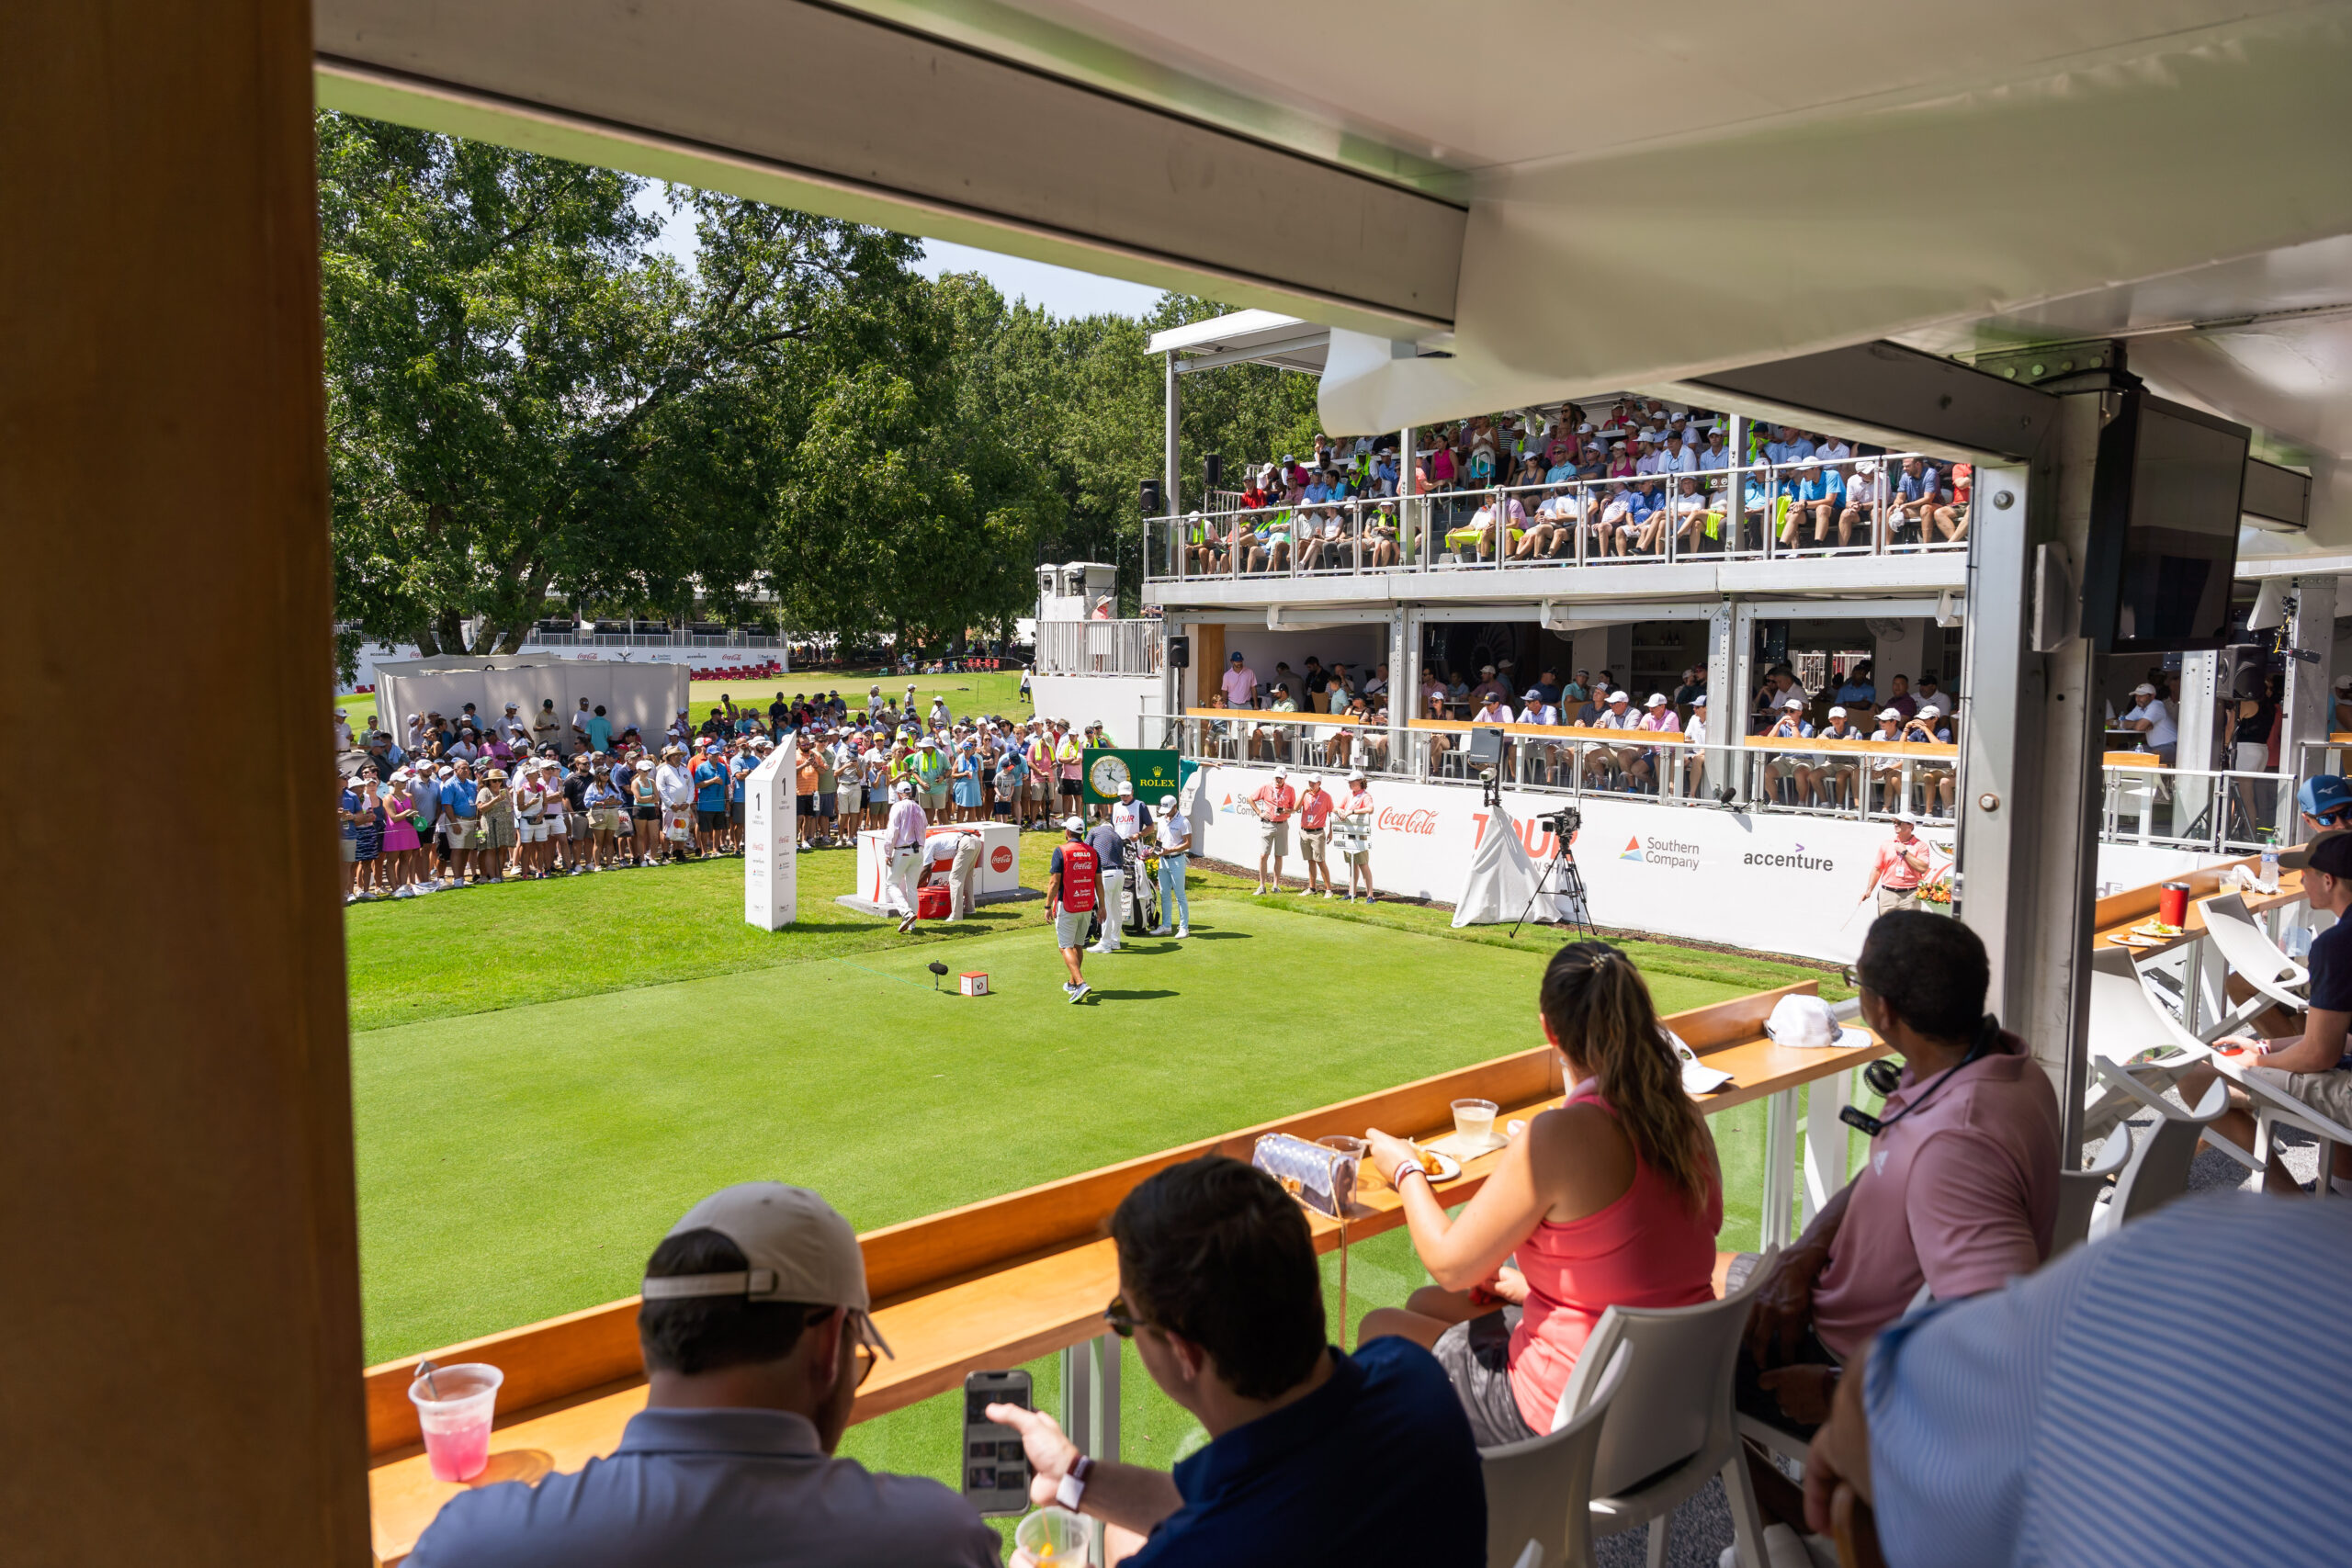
[346,848,1849,1515]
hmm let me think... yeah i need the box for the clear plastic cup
[409,1362,503,1483]
[1452,1098,1499,1148]
[1015,1505,1093,1566]
[1317,1135,1370,1160]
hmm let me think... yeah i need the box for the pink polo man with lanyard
[1250,767,1297,896]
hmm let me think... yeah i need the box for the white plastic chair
[2232,1066,2350,1196]
[1481,1343,1631,1568]
[2200,892,2311,1022]
[2052,1122,2134,1258]
[1554,1248,1778,1568]
[2082,945,2217,1144]
[2089,1077,2239,1237]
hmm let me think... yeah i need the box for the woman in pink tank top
[1362,942,1724,1445]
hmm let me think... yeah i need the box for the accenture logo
[1744,842,1837,872]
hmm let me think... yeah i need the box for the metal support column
[1759,1089,1800,1248]
[1060,1334,1120,1564]
[1955,396,2109,1151]
[2175,649,2220,839]
[1801,1069,1854,1222]
[1398,424,1418,565]
[1160,353,1182,589]
[1398,606,1423,777]
[1705,600,1739,799]
[2284,575,2339,842]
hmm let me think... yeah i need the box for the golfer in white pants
[948,829,983,919]
[1153,793,1191,938]
[1086,818,1125,954]
[885,781,927,931]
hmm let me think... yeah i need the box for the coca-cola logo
[990,845,1014,873]
[1376,807,1440,836]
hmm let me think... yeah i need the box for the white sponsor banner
[1193,765,2231,964]
[744,739,797,929]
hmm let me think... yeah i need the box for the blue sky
[638,191,1163,320]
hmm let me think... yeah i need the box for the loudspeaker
[1167,635,1190,670]
[1139,479,1162,514]
[1204,452,1224,489]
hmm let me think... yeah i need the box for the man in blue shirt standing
[691,742,728,858]
[990,1156,1484,1568]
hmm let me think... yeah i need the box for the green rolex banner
[1081,748,1182,807]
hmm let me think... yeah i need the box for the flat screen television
[2081,392,2250,654]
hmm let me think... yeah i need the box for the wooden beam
[2,0,371,1562]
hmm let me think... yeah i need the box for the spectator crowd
[331,683,1134,903]
[1176,396,1971,575]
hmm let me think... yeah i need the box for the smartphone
[961,1369,1034,1517]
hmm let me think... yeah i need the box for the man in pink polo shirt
[1220,651,1259,709]
[1736,912,2059,1445]
[1250,767,1297,895]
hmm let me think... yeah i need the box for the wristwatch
[1056,1453,1094,1512]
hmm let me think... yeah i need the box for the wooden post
[3,0,372,1562]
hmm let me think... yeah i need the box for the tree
[318,113,921,660]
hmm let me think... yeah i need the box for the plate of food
[2132,919,2186,939]
[1406,1143,1463,1183]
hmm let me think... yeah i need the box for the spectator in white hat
[1586,689,1646,791]
[2120,681,2177,765]
[1902,703,1956,817]
[1679,693,1712,796]
[1762,694,1814,805]
[1859,814,1933,917]
[1802,705,1862,810]
[1868,707,1908,813]
[404,1182,996,1568]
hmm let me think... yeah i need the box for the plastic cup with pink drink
[409,1362,503,1482]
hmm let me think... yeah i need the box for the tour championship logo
[1621,834,1702,872]
[1743,841,1837,873]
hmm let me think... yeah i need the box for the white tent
[372,656,686,750]
[1452,806,1585,929]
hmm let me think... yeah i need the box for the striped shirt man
[1858,1194,2352,1566]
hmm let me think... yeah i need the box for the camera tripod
[1511,841,1595,941]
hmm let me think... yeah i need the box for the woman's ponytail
[1539,942,1717,1210]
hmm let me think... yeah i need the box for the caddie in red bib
[1047,815,1100,1002]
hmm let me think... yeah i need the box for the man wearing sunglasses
[987,1155,1484,1566]
[406,1182,999,1567]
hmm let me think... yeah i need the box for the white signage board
[1193,763,2231,963]
[743,738,797,929]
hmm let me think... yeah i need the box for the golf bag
[1123,840,1160,933]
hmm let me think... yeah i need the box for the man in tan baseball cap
[406,1182,995,1567]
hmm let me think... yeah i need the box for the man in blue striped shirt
[1802,1194,2352,1565]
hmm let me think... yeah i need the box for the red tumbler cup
[2158,882,2189,928]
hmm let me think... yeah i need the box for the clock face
[1089,754,1130,795]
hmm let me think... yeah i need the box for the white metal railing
[1035,619,1164,676]
[1170,707,2295,852]
[1148,454,1967,582]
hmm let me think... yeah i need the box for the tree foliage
[320,114,1328,653]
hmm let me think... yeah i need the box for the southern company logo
[1623,835,1702,872]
